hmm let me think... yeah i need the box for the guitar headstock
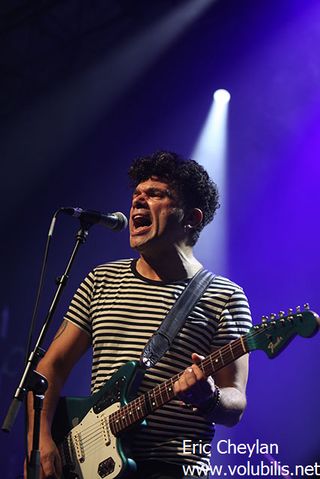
[246,304,319,358]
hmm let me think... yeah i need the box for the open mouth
[132,213,152,233]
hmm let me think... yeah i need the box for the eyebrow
[133,186,174,198]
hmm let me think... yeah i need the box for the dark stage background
[1,0,319,477]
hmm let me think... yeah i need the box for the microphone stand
[2,223,90,479]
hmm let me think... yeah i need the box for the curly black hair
[128,150,220,245]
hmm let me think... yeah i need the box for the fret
[110,412,121,435]
[130,400,139,423]
[120,409,129,430]
[233,339,246,359]
[206,353,217,376]
[199,360,206,376]
[229,342,235,359]
[157,384,164,405]
[145,377,178,413]
[133,396,146,422]
[218,347,225,366]
[110,395,146,435]
[126,402,136,424]
[148,390,158,409]
[138,395,148,421]
[110,335,250,435]
[240,335,248,354]
[166,378,175,401]
[200,338,248,379]
[164,384,169,401]
[144,390,155,414]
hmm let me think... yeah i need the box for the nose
[132,191,147,208]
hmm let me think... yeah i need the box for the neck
[136,244,202,282]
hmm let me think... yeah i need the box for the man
[26,151,252,479]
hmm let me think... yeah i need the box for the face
[129,177,185,253]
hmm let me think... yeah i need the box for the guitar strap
[140,268,216,369]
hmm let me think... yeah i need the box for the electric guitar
[52,306,319,479]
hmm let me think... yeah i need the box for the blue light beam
[192,89,230,275]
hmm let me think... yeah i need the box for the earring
[184,224,193,233]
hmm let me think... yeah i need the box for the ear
[184,208,203,229]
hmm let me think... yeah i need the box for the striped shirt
[64,258,252,466]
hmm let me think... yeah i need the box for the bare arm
[179,286,252,427]
[26,320,91,478]
[174,352,249,427]
[210,353,249,426]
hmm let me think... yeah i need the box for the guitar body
[52,360,145,479]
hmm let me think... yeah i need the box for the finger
[181,367,198,391]
[191,352,205,363]
[185,367,198,387]
[191,353,206,380]
[41,453,57,478]
[174,368,196,394]
[190,363,205,381]
[174,373,188,394]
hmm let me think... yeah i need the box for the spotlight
[213,89,231,104]
[192,89,230,274]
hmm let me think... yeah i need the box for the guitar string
[65,314,307,452]
[69,315,304,446]
[79,314,309,455]
[67,395,149,453]
[107,315,305,428]
[122,309,307,429]
[64,393,148,452]
[64,339,272,451]
[110,338,244,426]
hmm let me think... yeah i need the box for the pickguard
[67,402,122,479]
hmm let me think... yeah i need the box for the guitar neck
[110,335,249,435]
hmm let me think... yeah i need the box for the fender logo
[268,336,283,354]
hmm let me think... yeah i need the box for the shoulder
[206,274,247,297]
[201,274,250,315]
[79,259,133,290]
[91,258,133,277]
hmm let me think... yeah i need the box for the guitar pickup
[100,414,111,446]
[73,431,85,463]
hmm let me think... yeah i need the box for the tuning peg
[261,315,268,323]
[278,311,286,325]
[303,303,310,310]
[296,306,301,313]
[270,313,277,320]
[288,308,293,315]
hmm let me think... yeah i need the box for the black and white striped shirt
[64,258,252,466]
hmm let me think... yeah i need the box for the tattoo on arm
[53,320,68,341]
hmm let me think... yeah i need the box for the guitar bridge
[98,457,115,477]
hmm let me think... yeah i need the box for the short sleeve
[212,288,252,349]
[64,271,95,336]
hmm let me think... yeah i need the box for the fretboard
[109,334,249,435]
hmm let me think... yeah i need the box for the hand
[173,353,216,408]
[24,433,62,479]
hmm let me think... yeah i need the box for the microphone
[60,207,128,231]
